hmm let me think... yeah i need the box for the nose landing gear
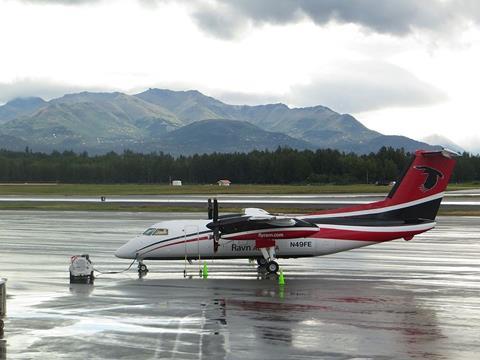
[138,261,148,277]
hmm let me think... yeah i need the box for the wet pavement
[0,211,480,359]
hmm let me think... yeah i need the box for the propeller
[213,198,219,222]
[208,198,213,220]
[208,198,220,252]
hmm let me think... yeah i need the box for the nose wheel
[138,261,148,276]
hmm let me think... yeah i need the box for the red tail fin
[307,149,457,221]
[385,149,456,206]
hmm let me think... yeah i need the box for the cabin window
[153,228,168,235]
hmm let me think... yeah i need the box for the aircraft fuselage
[115,218,435,261]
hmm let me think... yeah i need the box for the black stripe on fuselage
[307,198,442,226]
[219,218,316,235]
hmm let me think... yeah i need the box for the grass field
[0,182,478,196]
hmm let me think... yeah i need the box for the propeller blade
[213,198,219,222]
[209,198,220,252]
[213,227,220,253]
[207,198,213,220]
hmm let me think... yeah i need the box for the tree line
[0,147,478,184]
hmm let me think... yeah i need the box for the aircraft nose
[115,243,134,259]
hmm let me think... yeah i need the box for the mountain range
[0,88,439,155]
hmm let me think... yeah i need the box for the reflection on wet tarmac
[0,211,479,359]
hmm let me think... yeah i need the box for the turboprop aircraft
[115,149,457,274]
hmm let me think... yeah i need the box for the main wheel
[266,261,279,274]
[256,257,268,267]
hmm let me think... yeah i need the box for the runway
[1,189,480,209]
[1,211,479,359]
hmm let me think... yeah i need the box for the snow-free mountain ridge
[0,88,436,155]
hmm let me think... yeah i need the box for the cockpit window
[143,228,168,236]
[143,228,156,235]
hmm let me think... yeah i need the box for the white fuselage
[114,219,427,261]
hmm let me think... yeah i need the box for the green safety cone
[203,262,209,279]
[278,269,285,286]
[279,284,285,300]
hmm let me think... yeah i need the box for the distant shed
[217,179,231,186]
[171,180,182,186]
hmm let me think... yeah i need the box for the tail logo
[414,166,444,192]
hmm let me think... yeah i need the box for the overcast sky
[1,0,479,152]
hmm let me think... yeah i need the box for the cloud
[168,0,480,40]
[19,0,100,4]
[0,60,446,114]
[0,79,103,103]
[287,61,447,113]
[15,1,480,39]
[204,61,448,114]
[191,2,248,40]
[213,90,286,106]
[460,135,480,155]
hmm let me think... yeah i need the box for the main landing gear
[265,260,279,274]
[256,257,268,267]
[257,246,279,274]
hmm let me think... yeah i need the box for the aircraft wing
[207,208,297,229]
[243,208,297,226]
[207,207,319,249]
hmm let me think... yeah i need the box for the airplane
[115,149,457,275]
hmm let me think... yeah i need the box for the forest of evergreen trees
[0,147,479,184]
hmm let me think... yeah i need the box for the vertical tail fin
[307,149,457,221]
[387,149,457,204]
[383,149,457,220]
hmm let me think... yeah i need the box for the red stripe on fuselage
[309,227,430,242]
[224,229,318,241]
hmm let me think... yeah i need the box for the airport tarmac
[1,211,480,359]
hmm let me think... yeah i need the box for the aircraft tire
[139,264,148,273]
[256,257,268,267]
[266,261,279,274]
